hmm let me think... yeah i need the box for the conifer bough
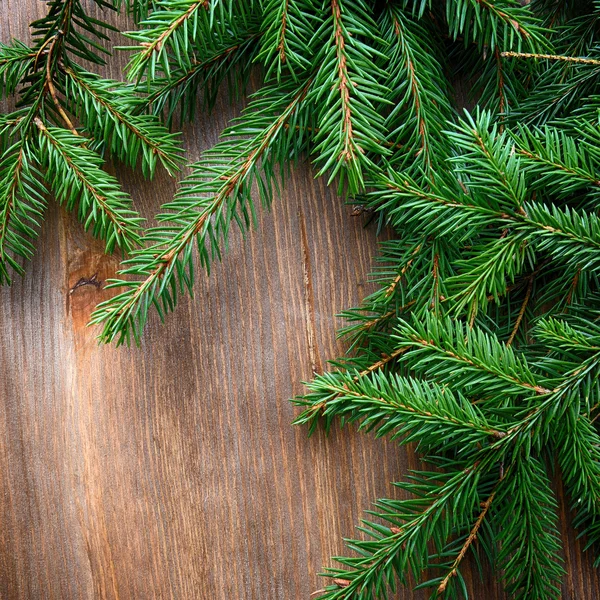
[0,0,184,285]
[5,1,600,599]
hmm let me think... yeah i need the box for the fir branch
[0,139,47,285]
[336,237,450,348]
[378,5,453,176]
[506,270,534,346]
[448,111,527,210]
[5,3,600,596]
[143,30,261,124]
[446,0,550,53]
[258,0,320,81]
[448,233,532,318]
[0,0,182,283]
[520,202,600,271]
[124,0,210,81]
[120,0,153,23]
[293,346,408,433]
[435,487,497,595]
[308,0,390,193]
[383,169,600,274]
[494,456,564,599]
[313,464,492,600]
[294,370,507,450]
[91,78,312,344]
[372,112,600,316]
[394,316,550,399]
[510,21,600,125]
[30,0,117,67]
[534,315,600,353]
[513,124,600,203]
[556,410,600,565]
[0,41,36,99]
[33,118,143,253]
[63,65,184,177]
[123,0,260,85]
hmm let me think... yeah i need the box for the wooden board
[0,3,598,598]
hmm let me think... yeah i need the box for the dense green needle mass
[0,0,183,284]
[6,0,600,598]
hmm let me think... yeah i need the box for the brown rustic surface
[0,3,598,599]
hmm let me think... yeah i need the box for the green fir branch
[91,78,312,344]
[307,0,390,193]
[63,65,184,177]
[33,119,143,253]
[0,139,47,285]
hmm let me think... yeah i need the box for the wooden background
[0,2,598,598]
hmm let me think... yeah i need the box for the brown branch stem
[501,51,600,65]
[331,0,355,163]
[45,36,77,135]
[436,490,497,595]
[506,272,534,347]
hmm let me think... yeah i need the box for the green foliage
[0,139,47,284]
[287,3,600,592]
[63,66,183,177]
[493,458,563,599]
[34,121,143,252]
[0,0,183,284]
[306,0,390,193]
[0,41,35,99]
[377,4,453,177]
[123,0,259,82]
[310,466,487,600]
[91,77,311,344]
[7,1,600,598]
[258,0,321,81]
[119,0,154,23]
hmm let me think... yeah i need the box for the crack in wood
[298,209,322,374]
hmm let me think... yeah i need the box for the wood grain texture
[0,3,598,599]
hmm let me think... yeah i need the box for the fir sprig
[0,0,183,284]
[91,77,312,344]
[378,4,453,177]
[306,0,390,193]
[34,119,143,252]
[63,65,182,177]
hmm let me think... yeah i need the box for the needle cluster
[0,0,183,284]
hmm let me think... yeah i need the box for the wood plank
[0,3,597,599]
